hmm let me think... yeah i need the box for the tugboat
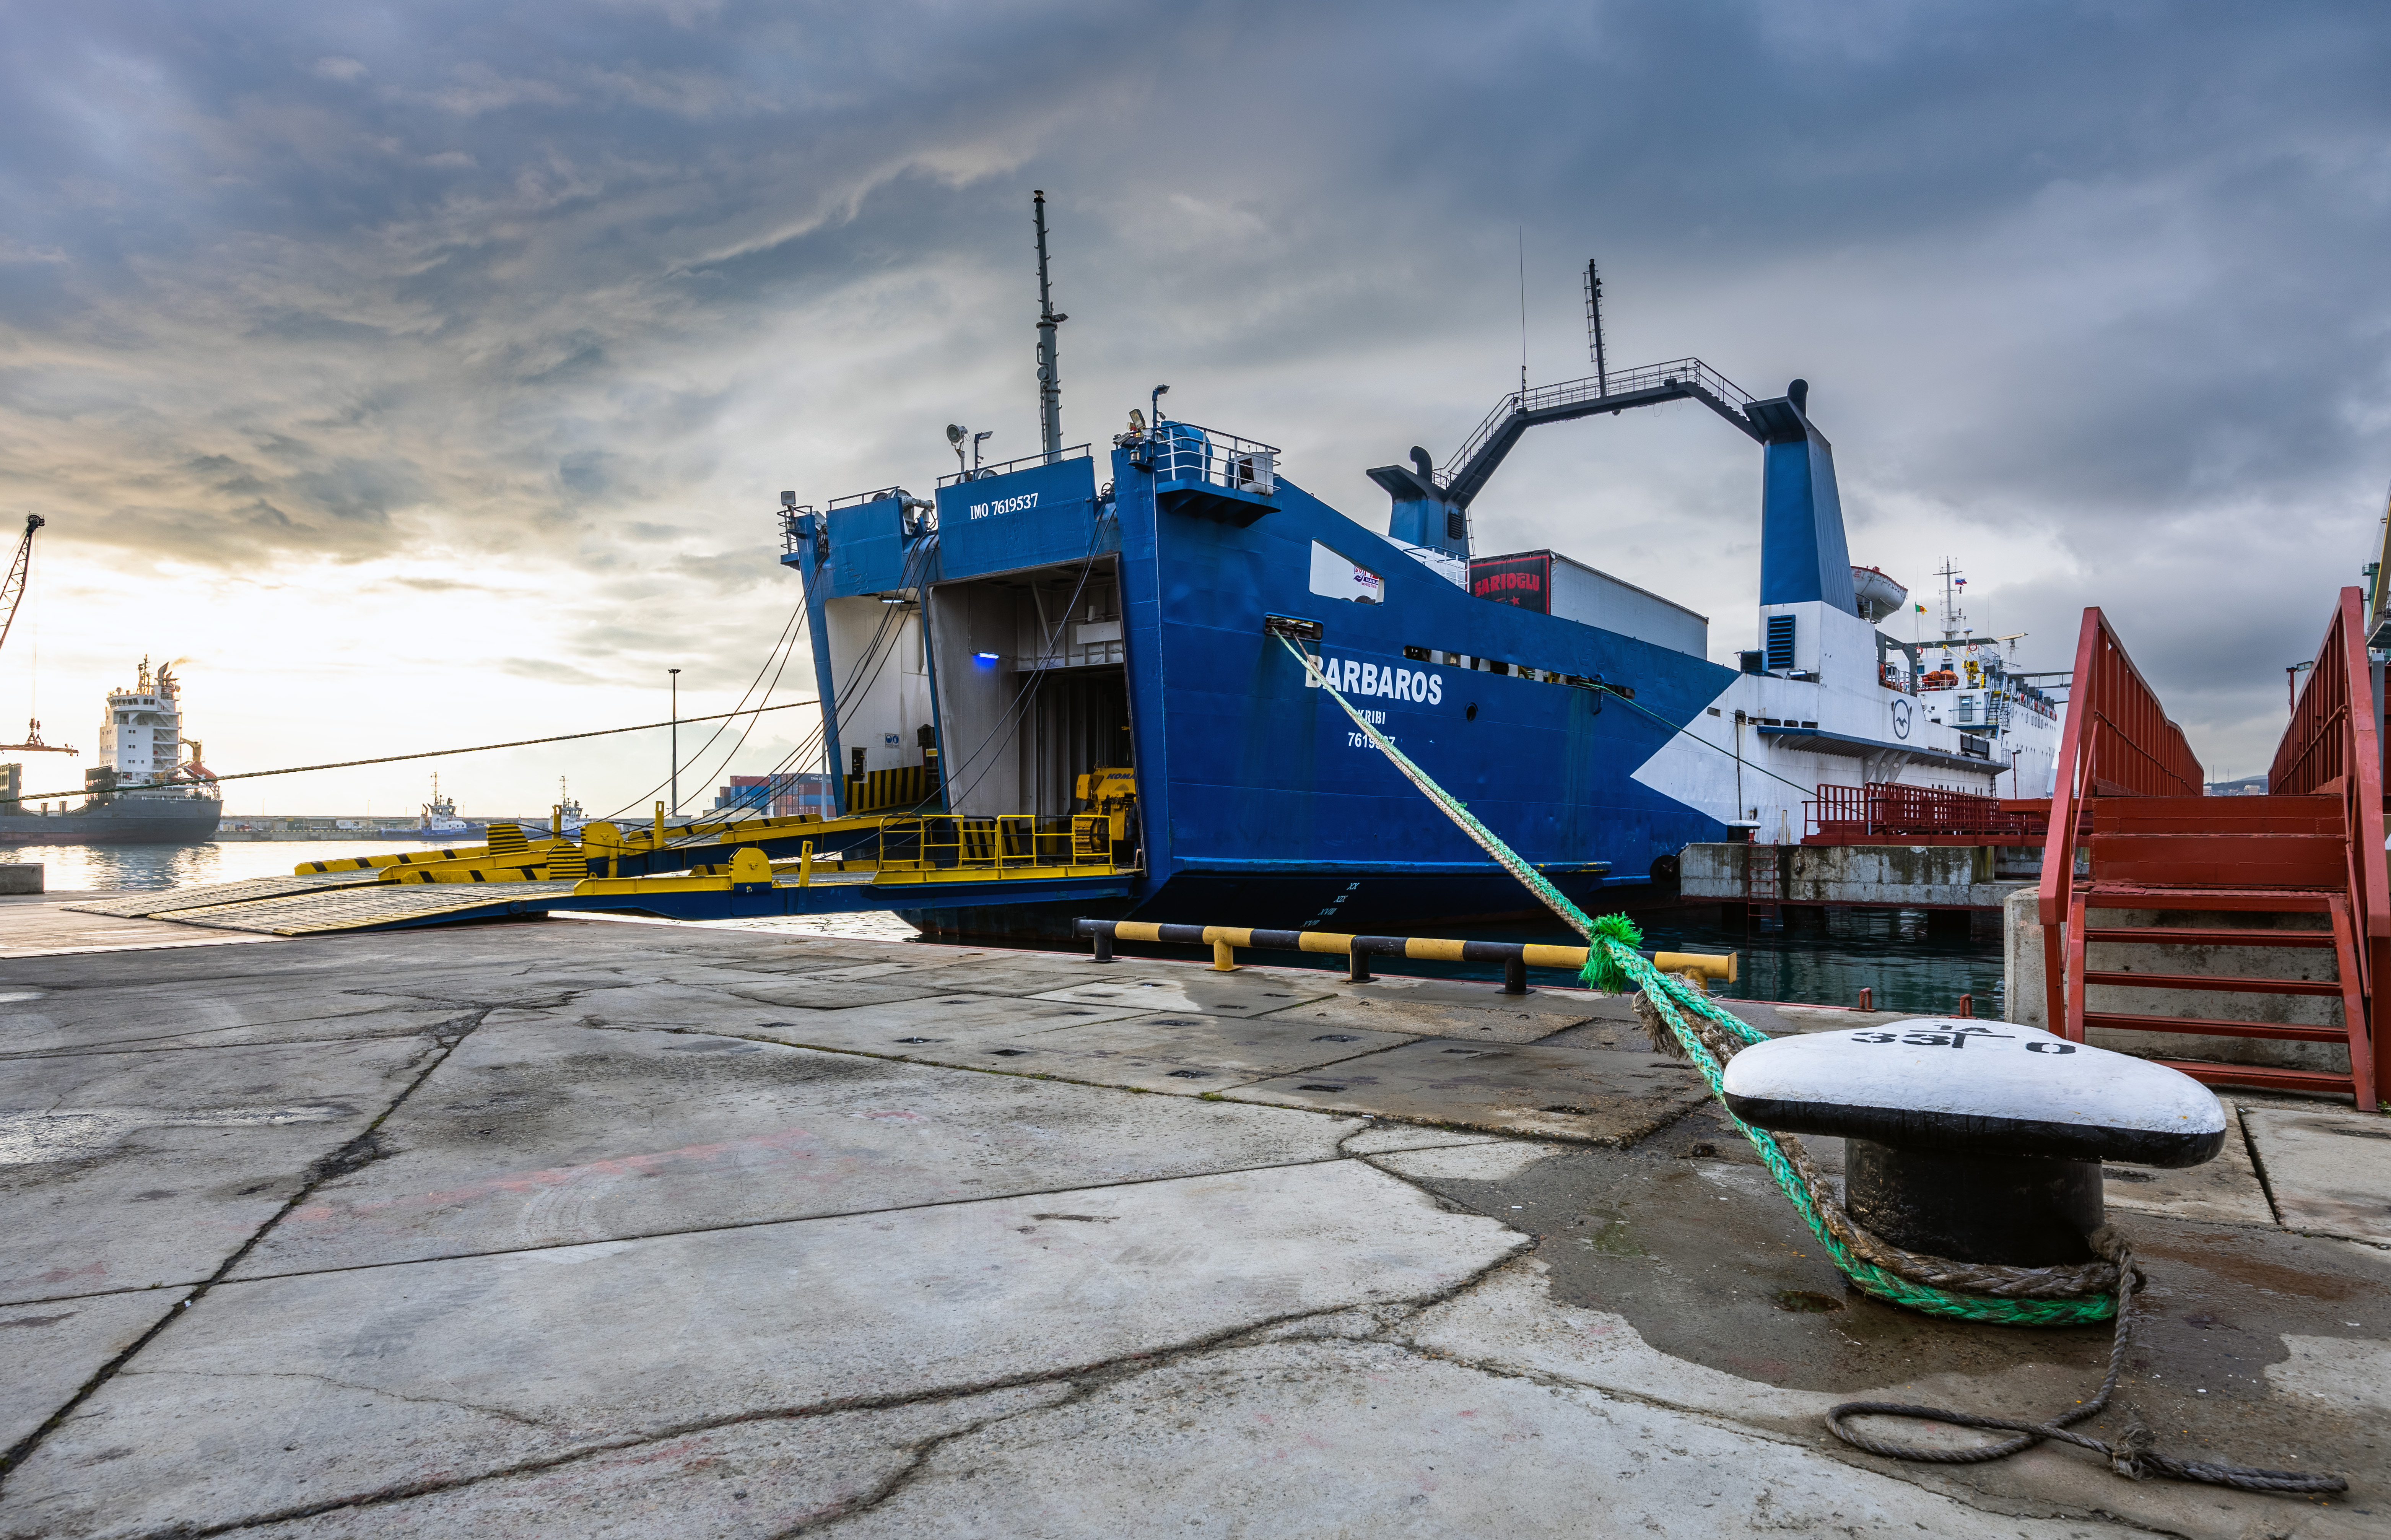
[776,206,2066,936]
[415,772,470,838]
[0,657,224,845]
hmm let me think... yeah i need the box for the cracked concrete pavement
[0,906,2384,1538]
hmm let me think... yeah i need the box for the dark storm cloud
[0,1,2386,768]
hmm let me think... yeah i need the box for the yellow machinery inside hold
[1074,766,1137,843]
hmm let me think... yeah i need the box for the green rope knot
[1577,913,1644,991]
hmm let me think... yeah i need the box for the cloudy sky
[2,0,2386,816]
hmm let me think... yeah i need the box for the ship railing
[936,442,1093,489]
[2269,585,2390,1031]
[864,814,1120,880]
[2035,607,2203,1021]
[1441,358,1754,485]
[825,485,912,510]
[1805,781,2030,844]
[777,502,822,555]
[1141,421,1281,497]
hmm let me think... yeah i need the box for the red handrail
[2038,609,2203,1028]
[2269,588,2389,1101]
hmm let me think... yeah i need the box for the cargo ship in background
[774,222,2068,938]
[0,657,223,845]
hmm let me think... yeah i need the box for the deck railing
[2269,586,2390,1074]
[865,814,1117,880]
[1442,358,1753,484]
[1806,781,2028,842]
[1144,421,1280,497]
[2036,608,2203,1026]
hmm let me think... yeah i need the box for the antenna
[1516,228,1527,397]
[1936,559,1968,642]
[1583,259,1608,397]
[1033,190,1066,464]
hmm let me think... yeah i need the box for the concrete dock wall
[1683,842,2028,910]
[2001,887,2349,1073]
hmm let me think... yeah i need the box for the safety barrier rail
[1442,358,1753,483]
[935,442,1092,488]
[1806,781,2030,843]
[825,484,914,510]
[2270,586,2390,1051]
[1072,917,1734,994]
[2036,607,2204,1024]
[869,814,1117,879]
[776,503,821,555]
[1142,421,1280,497]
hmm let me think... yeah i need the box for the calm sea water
[5,843,2005,1014]
[0,841,434,892]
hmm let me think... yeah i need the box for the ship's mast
[1033,190,1065,464]
[1936,559,1968,644]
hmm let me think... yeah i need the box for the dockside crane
[0,514,78,756]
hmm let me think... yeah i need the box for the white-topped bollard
[1722,1019,2227,1266]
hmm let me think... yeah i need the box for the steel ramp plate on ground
[155,880,586,935]
[64,870,387,919]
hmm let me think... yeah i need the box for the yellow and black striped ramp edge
[153,879,587,936]
[63,869,390,919]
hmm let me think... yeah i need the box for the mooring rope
[1279,634,2345,1495]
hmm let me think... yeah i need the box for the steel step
[2080,1011,2346,1043]
[2154,1059,2358,1096]
[2080,969,2342,996]
[2085,834,2349,890]
[2080,926,2335,947]
[2079,885,2336,912]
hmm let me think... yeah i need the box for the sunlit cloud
[0,0,2384,812]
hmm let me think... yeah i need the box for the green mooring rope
[1275,641,2357,1490]
[1278,635,2108,1326]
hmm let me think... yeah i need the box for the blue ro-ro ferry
[779,209,2054,940]
[779,383,1930,940]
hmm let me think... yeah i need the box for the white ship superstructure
[98,657,191,786]
[1631,559,2065,842]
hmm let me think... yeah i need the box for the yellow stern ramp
[63,810,1136,937]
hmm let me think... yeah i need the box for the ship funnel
[1747,381,1858,617]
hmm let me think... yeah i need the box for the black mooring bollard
[1346,938,1374,984]
[1720,1017,2226,1268]
[1502,955,1527,995]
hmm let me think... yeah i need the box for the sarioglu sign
[1469,551,1551,612]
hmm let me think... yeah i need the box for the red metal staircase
[2038,592,2384,1110]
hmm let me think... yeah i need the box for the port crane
[0,514,78,755]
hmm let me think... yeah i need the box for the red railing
[2270,587,2389,1098]
[2038,609,2203,1026]
[1805,782,2029,842]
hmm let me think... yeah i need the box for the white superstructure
[97,657,192,787]
[1631,559,2065,841]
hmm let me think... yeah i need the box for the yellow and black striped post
[1068,919,1729,996]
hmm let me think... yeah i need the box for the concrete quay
[1,901,2386,1538]
[1682,841,2032,914]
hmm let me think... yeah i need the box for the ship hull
[0,796,223,846]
